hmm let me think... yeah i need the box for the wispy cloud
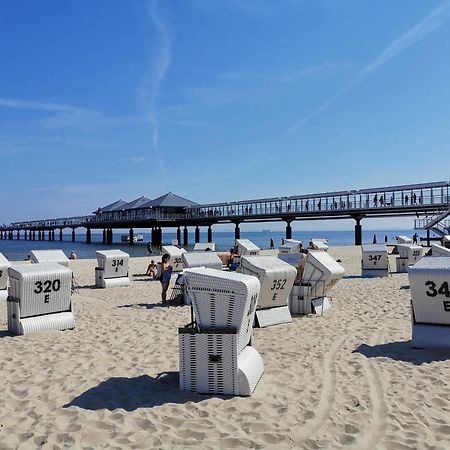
[131,156,145,163]
[190,0,273,18]
[140,0,171,180]
[0,97,86,113]
[284,0,450,135]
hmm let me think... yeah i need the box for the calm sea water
[0,229,420,261]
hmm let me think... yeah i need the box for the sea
[0,229,419,261]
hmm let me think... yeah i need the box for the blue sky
[1,0,450,230]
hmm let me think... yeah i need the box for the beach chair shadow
[0,330,14,339]
[354,341,450,365]
[63,372,222,411]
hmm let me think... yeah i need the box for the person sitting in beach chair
[146,260,158,278]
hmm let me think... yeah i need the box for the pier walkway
[1,181,449,246]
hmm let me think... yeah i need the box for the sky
[1,0,450,231]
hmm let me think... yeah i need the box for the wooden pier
[1,181,449,246]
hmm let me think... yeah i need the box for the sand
[1,246,450,449]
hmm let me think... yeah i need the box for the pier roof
[96,199,128,213]
[122,196,152,210]
[142,192,198,208]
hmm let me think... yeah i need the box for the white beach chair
[290,250,345,315]
[235,239,260,256]
[240,255,296,327]
[408,257,450,348]
[95,250,130,288]
[193,242,216,252]
[0,252,11,301]
[361,244,389,277]
[395,244,423,273]
[443,235,450,249]
[309,239,329,252]
[279,239,302,254]
[431,244,450,257]
[179,268,264,396]
[30,249,70,267]
[161,245,187,272]
[396,235,413,244]
[182,251,223,271]
[7,263,75,335]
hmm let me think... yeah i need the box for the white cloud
[140,0,171,180]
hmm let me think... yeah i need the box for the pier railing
[2,181,449,231]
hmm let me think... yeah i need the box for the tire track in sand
[359,331,388,450]
[291,334,347,444]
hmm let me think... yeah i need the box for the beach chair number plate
[368,255,381,261]
[425,281,450,311]
[112,259,124,272]
[271,279,287,290]
[33,279,61,302]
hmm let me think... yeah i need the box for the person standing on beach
[270,238,274,249]
[147,241,152,254]
[160,253,172,304]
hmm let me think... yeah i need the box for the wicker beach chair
[361,244,389,277]
[290,250,345,315]
[0,252,11,301]
[182,251,223,271]
[7,262,75,335]
[179,268,264,396]
[95,250,130,288]
[395,244,423,273]
[30,249,70,267]
[161,245,187,272]
[409,257,450,348]
[193,242,216,252]
[240,255,296,327]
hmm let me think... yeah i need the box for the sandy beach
[1,246,450,449]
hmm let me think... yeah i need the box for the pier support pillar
[32,231,35,241]
[234,223,241,240]
[207,225,212,243]
[354,217,362,246]
[129,228,134,245]
[38,231,41,241]
[102,229,106,244]
[86,228,91,244]
[17,230,20,240]
[427,229,431,247]
[183,226,188,246]
[24,230,27,241]
[108,229,113,245]
[59,228,63,241]
[159,228,163,247]
[285,221,292,240]
[177,226,181,245]
[51,230,55,241]
[72,228,76,243]
[195,226,200,244]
